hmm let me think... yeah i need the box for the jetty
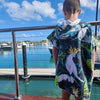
[0,68,99,78]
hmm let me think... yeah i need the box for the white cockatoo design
[65,47,84,83]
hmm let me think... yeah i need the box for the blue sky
[0,0,100,42]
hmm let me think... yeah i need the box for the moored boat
[0,43,12,50]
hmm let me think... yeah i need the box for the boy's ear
[78,9,82,15]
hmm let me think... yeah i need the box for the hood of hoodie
[55,19,82,40]
[59,19,81,28]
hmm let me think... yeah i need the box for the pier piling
[22,45,30,79]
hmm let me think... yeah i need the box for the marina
[0,43,100,100]
[0,0,100,99]
[0,21,100,100]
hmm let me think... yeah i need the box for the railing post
[22,44,30,79]
[12,31,22,100]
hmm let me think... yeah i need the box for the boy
[47,0,97,100]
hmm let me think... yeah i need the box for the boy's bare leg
[75,96,83,100]
[62,89,71,100]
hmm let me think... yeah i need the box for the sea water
[0,45,100,100]
[0,78,100,100]
[0,45,54,68]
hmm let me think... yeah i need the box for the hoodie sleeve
[81,24,98,53]
[88,25,98,51]
[47,27,59,49]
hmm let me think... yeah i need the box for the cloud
[0,5,2,9]
[80,0,100,10]
[0,0,56,21]
[17,32,44,38]
[32,0,56,19]
[17,34,35,38]
[58,3,63,12]
[0,20,4,23]
[80,0,97,10]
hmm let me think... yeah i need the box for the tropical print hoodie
[47,19,98,100]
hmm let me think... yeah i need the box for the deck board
[0,68,100,77]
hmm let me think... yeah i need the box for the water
[0,45,100,100]
[0,45,99,69]
[0,45,55,68]
[0,78,100,100]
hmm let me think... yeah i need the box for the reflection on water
[0,49,12,56]
[49,56,54,64]
[17,48,22,52]
[23,79,30,95]
[21,79,100,100]
[0,78,100,100]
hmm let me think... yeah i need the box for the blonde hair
[63,0,80,14]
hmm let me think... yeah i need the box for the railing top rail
[0,21,100,33]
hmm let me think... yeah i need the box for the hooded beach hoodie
[47,19,98,100]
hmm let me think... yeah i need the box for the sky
[0,0,100,42]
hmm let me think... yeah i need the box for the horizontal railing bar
[28,60,51,61]
[0,21,100,33]
[16,35,47,38]
[0,25,56,33]
[0,35,47,39]
[27,53,50,55]
[88,21,100,26]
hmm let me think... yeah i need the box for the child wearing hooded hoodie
[47,0,98,100]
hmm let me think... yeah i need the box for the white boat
[17,43,22,49]
[0,43,12,50]
[29,43,34,47]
